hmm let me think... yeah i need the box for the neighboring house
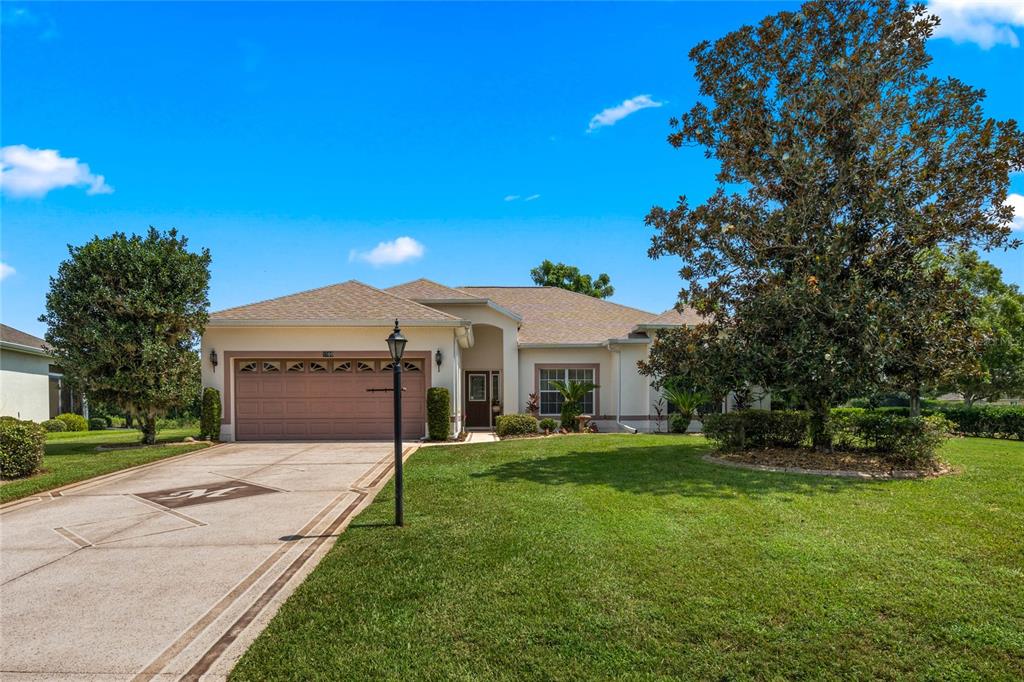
[200,279,768,441]
[0,324,81,422]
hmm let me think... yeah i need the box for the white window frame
[538,367,595,417]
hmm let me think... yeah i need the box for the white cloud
[0,145,113,198]
[1006,192,1024,230]
[349,236,425,266]
[504,194,521,202]
[587,94,664,133]
[929,0,1024,49]
[0,262,14,281]
[524,194,541,201]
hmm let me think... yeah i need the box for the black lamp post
[386,319,407,527]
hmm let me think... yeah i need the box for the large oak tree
[645,0,1023,447]
[41,228,211,444]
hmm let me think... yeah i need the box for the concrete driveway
[0,440,414,680]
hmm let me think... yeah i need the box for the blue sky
[2,1,1022,337]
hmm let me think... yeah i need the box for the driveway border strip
[182,445,415,680]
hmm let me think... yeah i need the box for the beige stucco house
[0,324,83,422]
[200,279,759,441]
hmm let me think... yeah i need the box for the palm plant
[549,379,598,431]
[662,385,708,432]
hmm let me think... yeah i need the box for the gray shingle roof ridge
[391,278,485,300]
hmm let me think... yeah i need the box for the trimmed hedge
[199,387,222,441]
[937,405,1023,440]
[0,417,46,479]
[55,413,88,432]
[539,418,559,433]
[496,413,538,437]
[703,410,809,449]
[88,417,107,431]
[427,387,451,441]
[41,419,67,432]
[828,409,953,464]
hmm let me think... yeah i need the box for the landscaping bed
[706,448,955,478]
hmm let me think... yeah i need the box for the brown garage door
[234,357,426,440]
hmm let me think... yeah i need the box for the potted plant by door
[491,400,502,417]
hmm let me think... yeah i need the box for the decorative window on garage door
[239,361,258,373]
[309,361,328,373]
[262,361,281,373]
[332,360,352,372]
[286,361,305,373]
[356,361,375,372]
[382,360,422,372]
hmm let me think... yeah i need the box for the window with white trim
[539,367,595,416]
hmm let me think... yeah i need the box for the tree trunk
[808,401,831,452]
[963,395,975,408]
[125,413,133,428]
[909,387,921,418]
[141,415,157,445]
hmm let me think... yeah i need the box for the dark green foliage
[538,418,559,432]
[88,417,107,431]
[646,0,1024,448]
[703,410,809,449]
[41,419,67,432]
[529,260,614,298]
[426,387,451,441]
[670,414,691,433]
[560,401,581,431]
[938,405,1024,440]
[0,418,46,479]
[41,228,211,445]
[828,410,952,464]
[495,414,538,437]
[199,387,222,441]
[55,413,88,432]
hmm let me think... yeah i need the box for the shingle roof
[387,278,484,301]
[0,324,50,352]
[210,280,463,324]
[459,287,656,345]
[638,306,703,328]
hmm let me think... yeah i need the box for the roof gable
[386,278,484,302]
[210,280,463,324]
[0,324,49,351]
[459,286,656,345]
[639,306,703,328]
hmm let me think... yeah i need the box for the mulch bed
[706,448,955,479]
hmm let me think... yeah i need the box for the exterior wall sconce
[435,349,443,370]
[209,348,218,369]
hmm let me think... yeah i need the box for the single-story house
[0,324,81,422]
[200,279,768,441]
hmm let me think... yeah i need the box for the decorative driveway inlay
[135,480,279,509]
[0,440,416,680]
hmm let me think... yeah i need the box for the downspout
[608,345,638,434]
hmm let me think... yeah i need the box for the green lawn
[233,435,1023,681]
[0,427,209,503]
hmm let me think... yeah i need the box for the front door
[465,372,491,428]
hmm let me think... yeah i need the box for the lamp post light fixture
[386,319,407,527]
[209,348,218,369]
[434,349,443,370]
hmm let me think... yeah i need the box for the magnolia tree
[42,228,211,444]
[645,0,1023,448]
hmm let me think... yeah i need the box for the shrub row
[88,417,108,431]
[855,405,1023,440]
[703,408,952,464]
[539,418,559,432]
[496,413,538,437]
[703,410,809,449]
[200,387,222,441]
[829,409,952,464]
[41,418,67,432]
[0,416,46,479]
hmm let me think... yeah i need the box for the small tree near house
[645,0,1024,448]
[41,228,211,445]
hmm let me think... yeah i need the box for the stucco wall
[429,303,519,415]
[517,347,614,419]
[200,325,461,440]
[0,348,51,422]
[460,324,502,370]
